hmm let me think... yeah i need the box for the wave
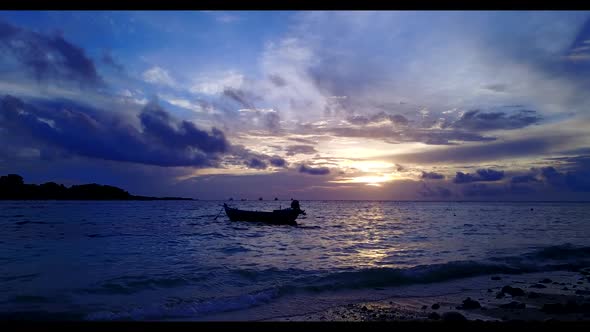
[85,244,590,320]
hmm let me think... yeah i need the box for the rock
[552,282,559,285]
[491,276,502,280]
[431,303,440,310]
[562,287,569,291]
[500,301,526,309]
[501,285,525,296]
[575,289,590,295]
[577,281,583,285]
[422,305,427,310]
[458,297,481,310]
[442,311,467,321]
[487,289,493,293]
[530,283,547,289]
[361,306,368,311]
[539,278,552,284]
[428,312,440,320]
[496,292,505,299]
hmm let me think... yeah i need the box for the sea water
[1,200,589,320]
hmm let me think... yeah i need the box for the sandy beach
[265,269,590,322]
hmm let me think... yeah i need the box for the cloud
[101,51,124,73]
[222,88,258,109]
[190,71,244,95]
[286,145,317,156]
[483,83,509,93]
[419,183,452,198]
[138,102,229,154]
[142,66,175,87]
[268,74,287,87]
[510,174,540,184]
[0,20,102,86]
[421,171,445,180]
[462,183,507,197]
[243,157,267,170]
[326,126,495,145]
[392,136,574,165]
[454,168,504,184]
[450,109,541,131]
[269,156,287,167]
[298,164,330,175]
[0,95,228,167]
[346,112,409,126]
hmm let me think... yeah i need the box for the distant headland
[0,174,193,201]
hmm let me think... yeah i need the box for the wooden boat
[223,202,305,225]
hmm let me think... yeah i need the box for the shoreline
[264,269,590,322]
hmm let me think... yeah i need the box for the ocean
[1,200,589,320]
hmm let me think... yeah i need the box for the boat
[223,201,305,225]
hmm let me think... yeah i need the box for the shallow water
[0,200,589,320]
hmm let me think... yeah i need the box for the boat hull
[224,206,299,225]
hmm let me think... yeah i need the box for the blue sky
[1,11,590,200]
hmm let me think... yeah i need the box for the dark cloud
[268,74,287,87]
[419,183,452,198]
[298,164,330,175]
[421,171,445,180]
[454,168,504,184]
[264,111,281,132]
[139,102,228,154]
[286,145,318,156]
[462,183,507,197]
[244,158,268,170]
[347,111,409,126]
[327,126,495,145]
[538,164,590,192]
[101,51,124,72]
[510,174,540,184]
[392,136,571,164]
[269,156,287,167]
[483,84,509,93]
[0,95,229,167]
[222,88,260,109]
[450,109,541,131]
[0,20,102,86]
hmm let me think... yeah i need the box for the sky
[1,10,590,200]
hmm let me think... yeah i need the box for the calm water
[1,200,589,320]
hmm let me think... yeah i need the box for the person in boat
[290,200,306,215]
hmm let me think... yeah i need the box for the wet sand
[267,268,590,322]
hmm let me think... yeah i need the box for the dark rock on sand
[501,285,525,296]
[539,278,552,284]
[431,303,440,310]
[496,292,505,299]
[530,283,547,289]
[457,297,481,310]
[562,287,569,291]
[422,305,427,310]
[575,290,590,295]
[487,289,493,293]
[491,276,502,280]
[442,312,467,321]
[500,301,526,309]
[428,312,440,320]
